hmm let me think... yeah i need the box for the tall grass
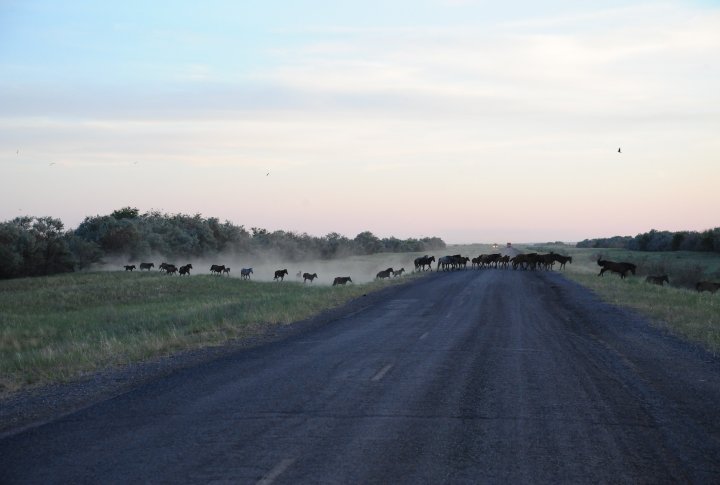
[525,244,720,353]
[0,271,418,394]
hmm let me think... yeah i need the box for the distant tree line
[576,228,720,253]
[0,207,446,279]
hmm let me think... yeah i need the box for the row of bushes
[0,208,446,280]
[577,228,720,253]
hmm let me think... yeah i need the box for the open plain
[2,268,719,483]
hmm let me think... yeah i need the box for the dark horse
[414,255,435,271]
[696,281,720,293]
[553,254,573,270]
[333,276,352,286]
[303,272,318,283]
[274,269,289,281]
[124,265,136,271]
[645,274,668,286]
[376,268,393,279]
[597,259,636,279]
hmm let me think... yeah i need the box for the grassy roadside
[0,271,421,394]
[525,244,720,353]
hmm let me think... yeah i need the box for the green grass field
[0,270,420,394]
[3,244,719,395]
[524,244,720,353]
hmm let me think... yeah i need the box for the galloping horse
[332,276,352,286]
[274,269,289,281]
[597,259,636,279]
[240,268,253,280]
[303,272,318,283]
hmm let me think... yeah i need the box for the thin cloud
[1,1,719,241]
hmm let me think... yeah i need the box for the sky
[1,1,719,243]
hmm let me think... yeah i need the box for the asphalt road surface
[2,269,720,483]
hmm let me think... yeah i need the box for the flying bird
[266,172,270,176]
[49,162,55,166]
[618,147,622,153]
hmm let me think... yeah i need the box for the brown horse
[333,276,352,286]
[274,269,289,281]
[303,272,318,283]
[124,265,136,271]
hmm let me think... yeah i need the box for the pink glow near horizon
[1,2,719,243]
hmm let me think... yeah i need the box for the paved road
[2,269,720,483]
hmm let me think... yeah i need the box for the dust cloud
[97,251,431,285]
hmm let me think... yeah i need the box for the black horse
[376,268,394,279]
[332,276,352,286]
[598,259,636,279]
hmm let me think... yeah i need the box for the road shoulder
[0,273,435,437]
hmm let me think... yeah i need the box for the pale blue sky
[2,1,719,242]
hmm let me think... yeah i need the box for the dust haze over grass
[0,251,432,395]
[9,241,717,397]
[98,250,433,284]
